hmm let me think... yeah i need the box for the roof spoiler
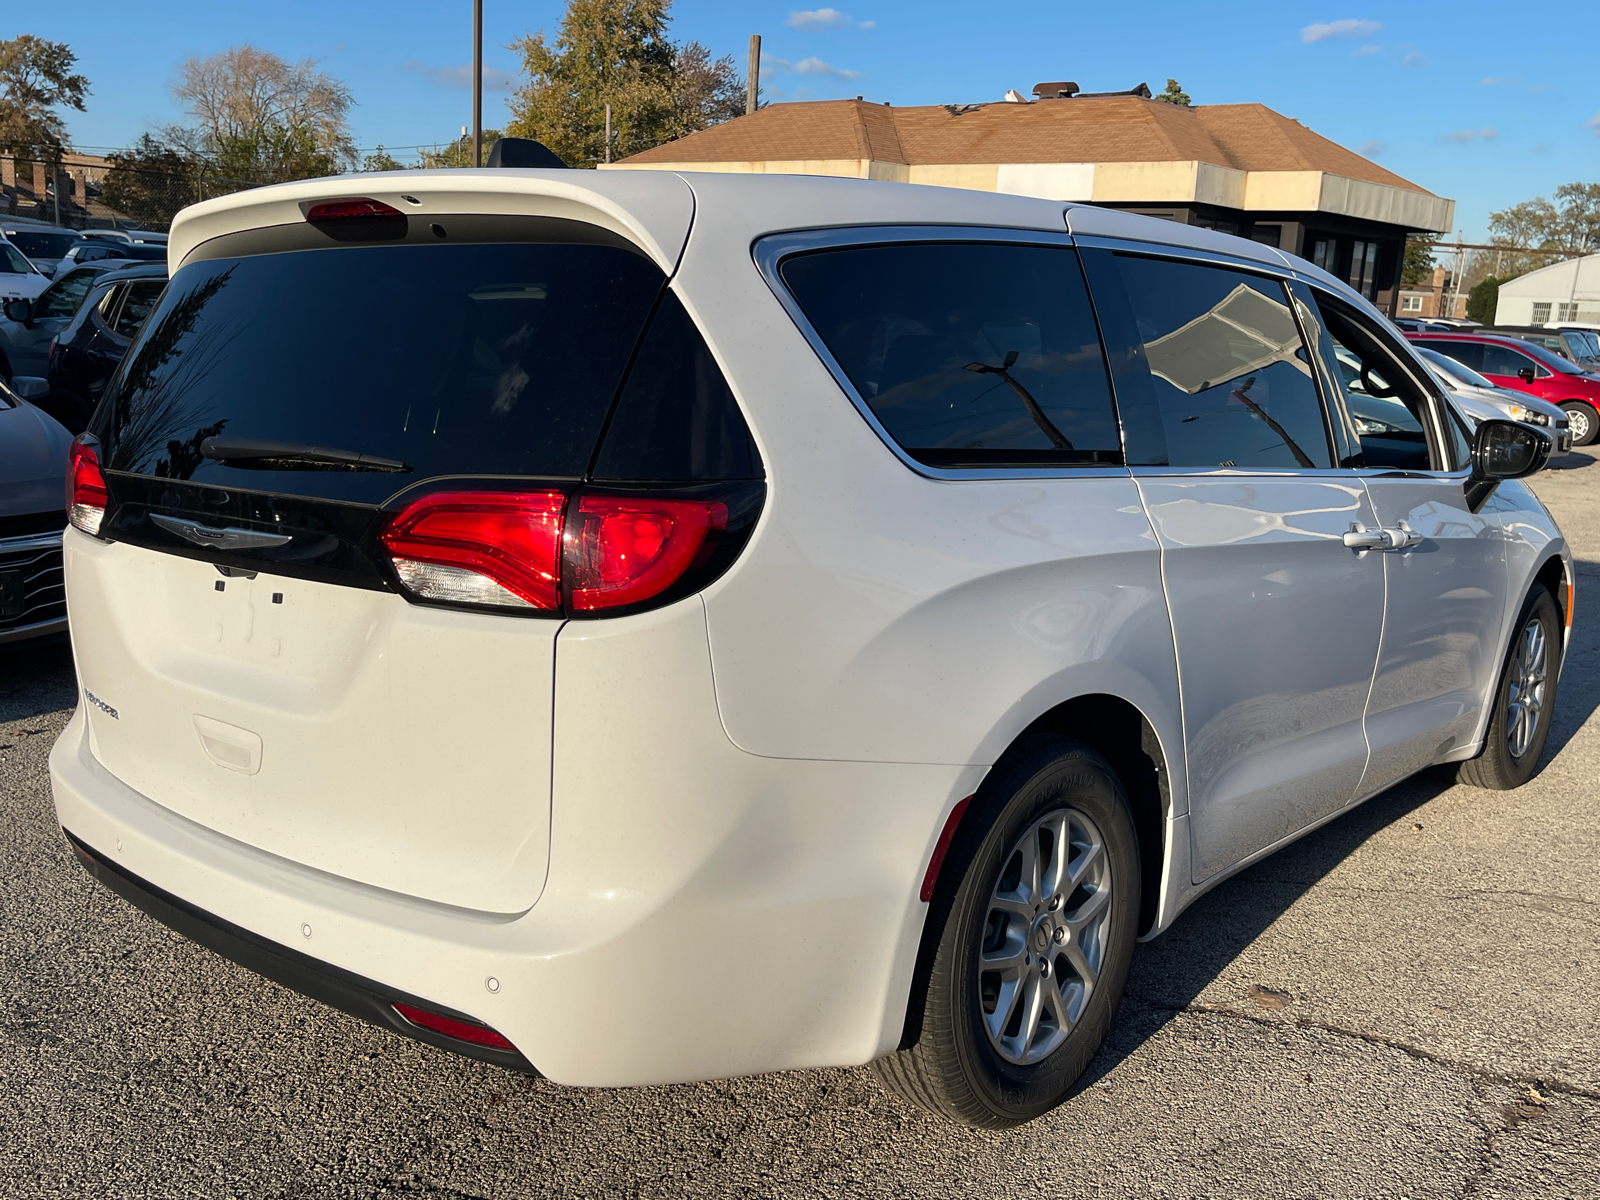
[485,137,570,169]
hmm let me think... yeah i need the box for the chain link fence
[2,151,257,233]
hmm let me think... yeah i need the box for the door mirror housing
[7,375,49,401]
[1517,367,1537,383]
[2,297,31,326]
[1471,418,1551,482]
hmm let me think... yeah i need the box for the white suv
[52,170,1568,1128]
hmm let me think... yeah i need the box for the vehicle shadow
[1545,453,1596,472]
[0,636,77,726]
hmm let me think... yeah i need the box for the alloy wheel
[1506,615,1548,760]
[977,807,1113,1066]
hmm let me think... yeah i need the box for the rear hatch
[69,198,695,913]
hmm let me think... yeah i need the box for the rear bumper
[64,828,537,1075]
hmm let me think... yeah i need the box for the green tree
[361,145,407,172]
[0,34,89,156]
[418,128,504,168]
[1153,78,1190,106]
[1487,182,1600,278]
[505,0,744,167]
[1401,234,1436,285]
[101,133,204,228]
[1465,276,1501,325]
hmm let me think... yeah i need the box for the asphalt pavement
[2,453,1598,1199]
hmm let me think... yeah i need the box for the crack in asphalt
[1157,999,1600,1102]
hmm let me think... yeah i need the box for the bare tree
[165,45,357,183]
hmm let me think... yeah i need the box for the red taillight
[566,495,727,611]
[67,437,108,536]
[380,490,566,609]
[392,1002,516,1051]
[305,197,404,224]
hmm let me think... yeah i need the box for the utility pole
[472,0,484,167]
[747,35,760,116]
[604,103,612,164]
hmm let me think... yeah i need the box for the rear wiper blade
[200,437,411,473]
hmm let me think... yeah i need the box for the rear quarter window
[778,241,1121,468]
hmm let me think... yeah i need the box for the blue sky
[9,1,1597,239]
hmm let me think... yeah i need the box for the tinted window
[113,280,165,338]
[780,242,1120,467]
[36,269,98,318]
[0,243,31,274]
[104,241,665,504]
[6,231,78,258]
[1111,255,1331,469]
[593,290,761,481]
[1481,343,1542,378]
[1424,339,1483,372]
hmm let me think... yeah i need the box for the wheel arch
[895,691,1173,1051]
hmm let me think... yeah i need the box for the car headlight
[1507,405,1550,426]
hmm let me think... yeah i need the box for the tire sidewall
[942,743,1140,1122]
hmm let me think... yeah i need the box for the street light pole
[473,0,484,167]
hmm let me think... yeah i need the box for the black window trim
[1306,286,1470,478]
[755,224,1129,482]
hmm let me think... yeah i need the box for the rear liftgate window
[103,240,666,503]
[779,242,1121,468]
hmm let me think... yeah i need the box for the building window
[1248,225,1281,247]
[1532,302,1552,324]
[1348,241,1380,299]
[1557,302,1579,322]
[1311,239,1336,272]
[1401,295,1424,312]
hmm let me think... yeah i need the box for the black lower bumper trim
[64,829,538,1076]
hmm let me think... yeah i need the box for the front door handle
[1344,522,1424,551]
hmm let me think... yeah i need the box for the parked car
[0,373,70,647]
[1393,317,1459,333]
[0,261,134,381]
[1407,331,1600,446]
[59,241,167,267]
[1411,345,1572,452]
[0,235,51,303]
[44,262,167,434]
[1490,325,1600,371]
[53,172,1566,1130]
[1,227,84,279]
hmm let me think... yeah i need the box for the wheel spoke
[1039,812,1071,900]
[1061,935,1099,991]
[1014,970,1045,1055]
[1066,838,1104,890]
[1017,829,1042,908]
[1064,883,1111,931]
[986,973,1025,1044]
[1042,971,1081,1033]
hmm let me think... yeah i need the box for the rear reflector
[67,436,108,536]
[392,1002,516,1051]
[921,796,973,902]
[380,490,566,609]
[305,198,405,224]
[566,494,727,611]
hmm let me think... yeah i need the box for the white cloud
[1357,140,1387,157]
[1354,43,1382,56]
[1588,113,1600,136]
[1440,128,1498,144]
[1301,18,1382,43]
[402,60,514,92]
[786,8,853,30]
[1403,51,1428,67]
[764,54,862,80]
[859,20,876,29]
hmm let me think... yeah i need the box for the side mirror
[2,297,31,325]
[1471,418,1551,482]
[1518,367,1537,383]
[7,376,49,401]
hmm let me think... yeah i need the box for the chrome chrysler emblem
[151,514,292,551]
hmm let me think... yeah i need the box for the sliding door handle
[1344,523,1424,551]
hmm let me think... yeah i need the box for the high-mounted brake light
[380,490,566,609]
[392,1002,516,1051]
[66,437,108,536]
[305,198,405,224]
[566,494,727,611]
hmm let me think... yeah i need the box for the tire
[874,734,1140,1128]
[1458,586,1561,790]
[1559,401,1597,447]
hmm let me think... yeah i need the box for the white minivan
[52,169,1568,1128]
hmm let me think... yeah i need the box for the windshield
[1516,339,1583,375]
[103,239,667,504]
[5,231,78,258]
[1415,345,1495,390]
[0,242,36,274]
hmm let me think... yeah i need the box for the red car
[1407,331,1600,446]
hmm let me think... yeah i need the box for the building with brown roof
[603,89,1454,315]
